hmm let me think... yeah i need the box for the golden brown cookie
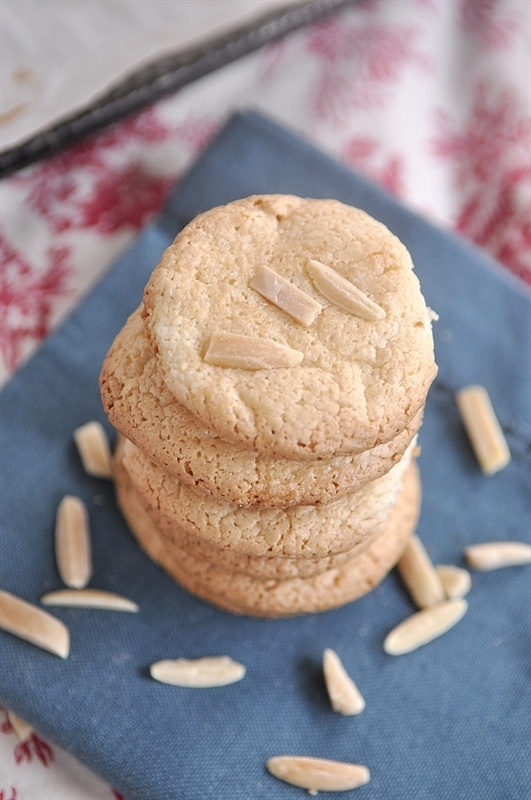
[142,195,437,460]
[100,309,422,507]
[114,453,421,617]
[121,435,414,559]
[113,442,383,581]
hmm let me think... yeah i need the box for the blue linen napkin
[1,110,530,800]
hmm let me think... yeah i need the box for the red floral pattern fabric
[1,0,529,389]
[432,81,531,281]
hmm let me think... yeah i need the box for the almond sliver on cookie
[307,259,385,320]
[55,495,92,589]
[204,331,303,369]
[250,265,321,326]
[150,656,246,687]
[323,648,365,715]
[267,755,370,792]
[0,589,70,659]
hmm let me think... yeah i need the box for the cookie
[142,195,436,460]
[100,309,422,506]
[121,435,414,559]
[113,440,383,581]
[114,453,421,617]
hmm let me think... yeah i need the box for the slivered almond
[73,421,112,478]
[250,265,322,326]
[397,535,446,609]
[150,656,246,687]
[41,589,139,612]
[323,648,365,715]
[307,259,385,320]
[436,565,472,599]
[455,385,510,474]
[267,756,370,793]
[204,331,303,369]
[7,710,34,742]
[464,541,531,571]
[384,598,468,656]
[0,589,69,658]
[55,495,92,589]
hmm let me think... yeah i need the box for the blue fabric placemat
[1,110,530,800]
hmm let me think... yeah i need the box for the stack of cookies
[100,195,437,617]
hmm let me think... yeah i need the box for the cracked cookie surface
[120,435,414,559]
[114,447,421,617]
[100,309,422,506]
[142,195,436,460]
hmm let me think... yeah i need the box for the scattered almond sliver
[383,598,468,656]
[204,331,303,369]
[250,265,322,326]
[435,565,472,599]
[323,648,365,715]
[397,535,446,609]
[464,541,531,571]
[7,710,34,743]
[267,755,370,793]
[73,421,112,478]
[55,495,92,589]
[307,259,385,320]
[41,588,139,612]
[150,656,246,687]
[455,385,511,475]
[0,589,70,659]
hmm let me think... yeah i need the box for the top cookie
[143,195,436,460]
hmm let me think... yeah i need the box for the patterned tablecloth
[1,1,529,797]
